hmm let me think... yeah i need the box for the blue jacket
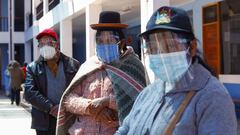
[116,62,237,135]
[24,53,80,131]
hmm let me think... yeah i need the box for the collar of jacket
[37,52,64,65]
[166,61,212,95]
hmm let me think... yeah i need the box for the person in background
[24,28,80,135]
[7,60,24,105]
[56,11,146,135]
[115,6,237,135]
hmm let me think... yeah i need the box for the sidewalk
[20,91,32,112]
[0,90,36,135]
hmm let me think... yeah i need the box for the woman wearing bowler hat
[56,11,146,135]
[115,6,237,135]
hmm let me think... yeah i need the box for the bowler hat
[139,6,193,36]
[90,11,128,30]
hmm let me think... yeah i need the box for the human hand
[49,105,59,118]
[95,108,118,124]
[88,97,110,116]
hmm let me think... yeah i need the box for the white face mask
[39,45,56,60]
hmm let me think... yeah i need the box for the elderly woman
[115,6,237,135]
[56,11,146,135]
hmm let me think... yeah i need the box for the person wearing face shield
[56,11,146,135]
[24,28,80,135]
[115,6,237,135]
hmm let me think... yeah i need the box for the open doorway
[14,44,25,65]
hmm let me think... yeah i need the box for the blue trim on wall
[223,83,240,99]
[223,83,240,119]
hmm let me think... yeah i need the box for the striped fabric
[107,52,146,124]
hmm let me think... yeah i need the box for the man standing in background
[24,28,80,135]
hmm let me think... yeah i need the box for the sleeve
[24,65,54,113]
[196,89,238,135]
[115,113,131,135]
[64,83,92,115]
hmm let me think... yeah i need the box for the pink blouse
[64,69,118,135]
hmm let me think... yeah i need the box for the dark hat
[139,6,193,36]
[36,28,59,43]
[90,11,128,30]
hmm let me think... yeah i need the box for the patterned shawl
[56,49,146,135]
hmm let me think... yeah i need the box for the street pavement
[0,92,36,135]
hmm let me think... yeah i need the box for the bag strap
[163,91,196,135]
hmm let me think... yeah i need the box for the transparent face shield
[38,36,57,48]
[140,31,192,84]
[95,31,121,63]
[38,36,58,60]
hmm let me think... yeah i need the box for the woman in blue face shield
[56,11,146,135]
[115,6,237,135]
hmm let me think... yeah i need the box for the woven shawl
[56,51,146,135]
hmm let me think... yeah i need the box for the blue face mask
[148,51,190,82]
[96,44,119,63]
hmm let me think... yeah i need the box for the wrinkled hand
[88,97,110,116]
[49,105,59,118]
[95,108,118,124]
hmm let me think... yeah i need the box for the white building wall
[60,19,73,57]
[12,32,25,43]
[0,32,10,43]
[86,3,102,58]
[28,0,97,60]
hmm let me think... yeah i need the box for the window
[220,2,240,74]
[0,0,8,31]
[48,0,60,11]
[203,5,218,24]
[36,2,43,20]
[14,0,24,31]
